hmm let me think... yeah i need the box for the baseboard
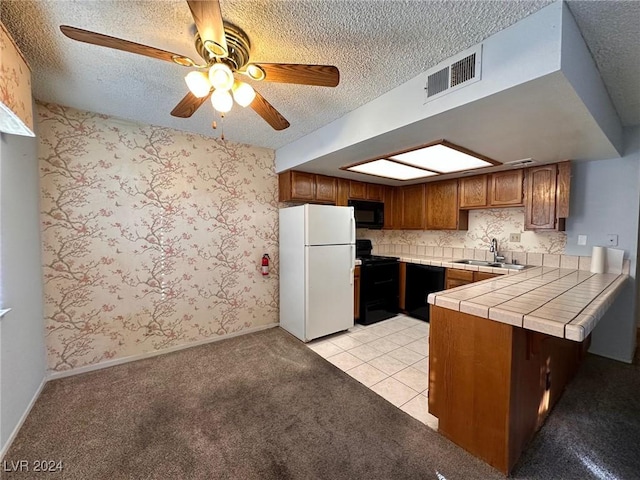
[0,378,46,461]
[48,323,279,381]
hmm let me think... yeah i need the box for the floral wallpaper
[38,103,278,372]
[0,22,34,136]
[359,208,567,254]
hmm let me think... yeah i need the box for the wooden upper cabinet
[384,186,396,229]
[491,170,523,206]
[426,180,468,230]
[459,175,488,209]
[366,183,384,201]
[525,165,557,230]
[336,178,349,206]
[279,171,315,202]
[349,181,367,200]
[278,171,336,204]
[315,175,337,204]
[401,184,426,229]
[556,161,571,219]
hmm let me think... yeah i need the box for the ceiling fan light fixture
[185,71,211,98]
[203,40,228,58]
[232,81,256,107]
[245,64,265,81]
[209,63,234,91]
[211,89,233,113]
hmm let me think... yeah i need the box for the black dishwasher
[405,264,446,322]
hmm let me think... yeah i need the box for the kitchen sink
[453,259,527,270]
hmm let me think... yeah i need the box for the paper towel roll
[590,246,606,273]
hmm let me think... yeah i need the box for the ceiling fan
[59,0,340,131]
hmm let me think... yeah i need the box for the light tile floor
[306,314,439,429]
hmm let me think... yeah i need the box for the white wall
[0,129,46,455]
[565,126,640,363]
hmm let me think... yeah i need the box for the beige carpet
[2,328,500,480]
[3,327,639,479]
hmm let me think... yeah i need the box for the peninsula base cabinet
[428,306,589,474]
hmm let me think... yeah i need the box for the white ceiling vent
[425,45,482,102]
[504,158,537,167]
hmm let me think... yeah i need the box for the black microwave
[348,199,384,229]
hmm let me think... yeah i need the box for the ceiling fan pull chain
[220,113,225,141]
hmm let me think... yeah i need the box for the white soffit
[275,1,624,178]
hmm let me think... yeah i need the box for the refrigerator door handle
[350,214,356,245]
[350,245,355,285]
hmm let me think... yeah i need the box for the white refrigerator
[279,204,356,342]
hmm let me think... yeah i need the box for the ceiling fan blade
[254,64,340,87]
[60,25,196,66]
[171,91,211,118]
[250,91,290,131]
[187,0,228,57]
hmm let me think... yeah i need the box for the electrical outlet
[606,234,618,246]
[509,233,521,243]
[577,235,587,246]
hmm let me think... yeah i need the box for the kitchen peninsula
[425,265,627,474]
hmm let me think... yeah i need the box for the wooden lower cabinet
[445,268,499,289]
[354,266,361,320]
[429,306,588,474]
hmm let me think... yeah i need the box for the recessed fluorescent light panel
[389,144,494,173]
[347,159,438,181]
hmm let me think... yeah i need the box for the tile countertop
[425,265,627,342]
[395,254,528,275]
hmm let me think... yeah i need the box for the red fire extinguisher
[261,254,270,276]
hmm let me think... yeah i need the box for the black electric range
[356,240,399,325]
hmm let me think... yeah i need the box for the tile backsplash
[358,207,567,254]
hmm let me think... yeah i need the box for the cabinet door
[556,161,571,219]
[349,181,367,200]
[474,271,499,282]
[525,165,557,230]
[491,170,523,206]
[336,178,349,206]
[384,186,396,229]
[391,187,403,229]
[426,180,467,230]
[459,175,488,209]
[366,183,384,201]
[278,171,315,202]
[401,184,426,229]
[315,175,337,204]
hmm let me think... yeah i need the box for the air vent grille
[427,68,449,98]
[423,45,482,103]
[451,53,476,87]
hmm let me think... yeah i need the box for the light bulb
[232,81,256,107]
[184,71,211,98]
[211,89,233,113]
[246,64,265,81]
[208,63,234,91]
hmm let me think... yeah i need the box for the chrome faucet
[489,238,504,263]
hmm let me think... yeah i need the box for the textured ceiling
[1,1,638,150]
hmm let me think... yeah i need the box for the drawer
[445,278,472,289]
[474,271,499,282]
[446,268,474,282]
